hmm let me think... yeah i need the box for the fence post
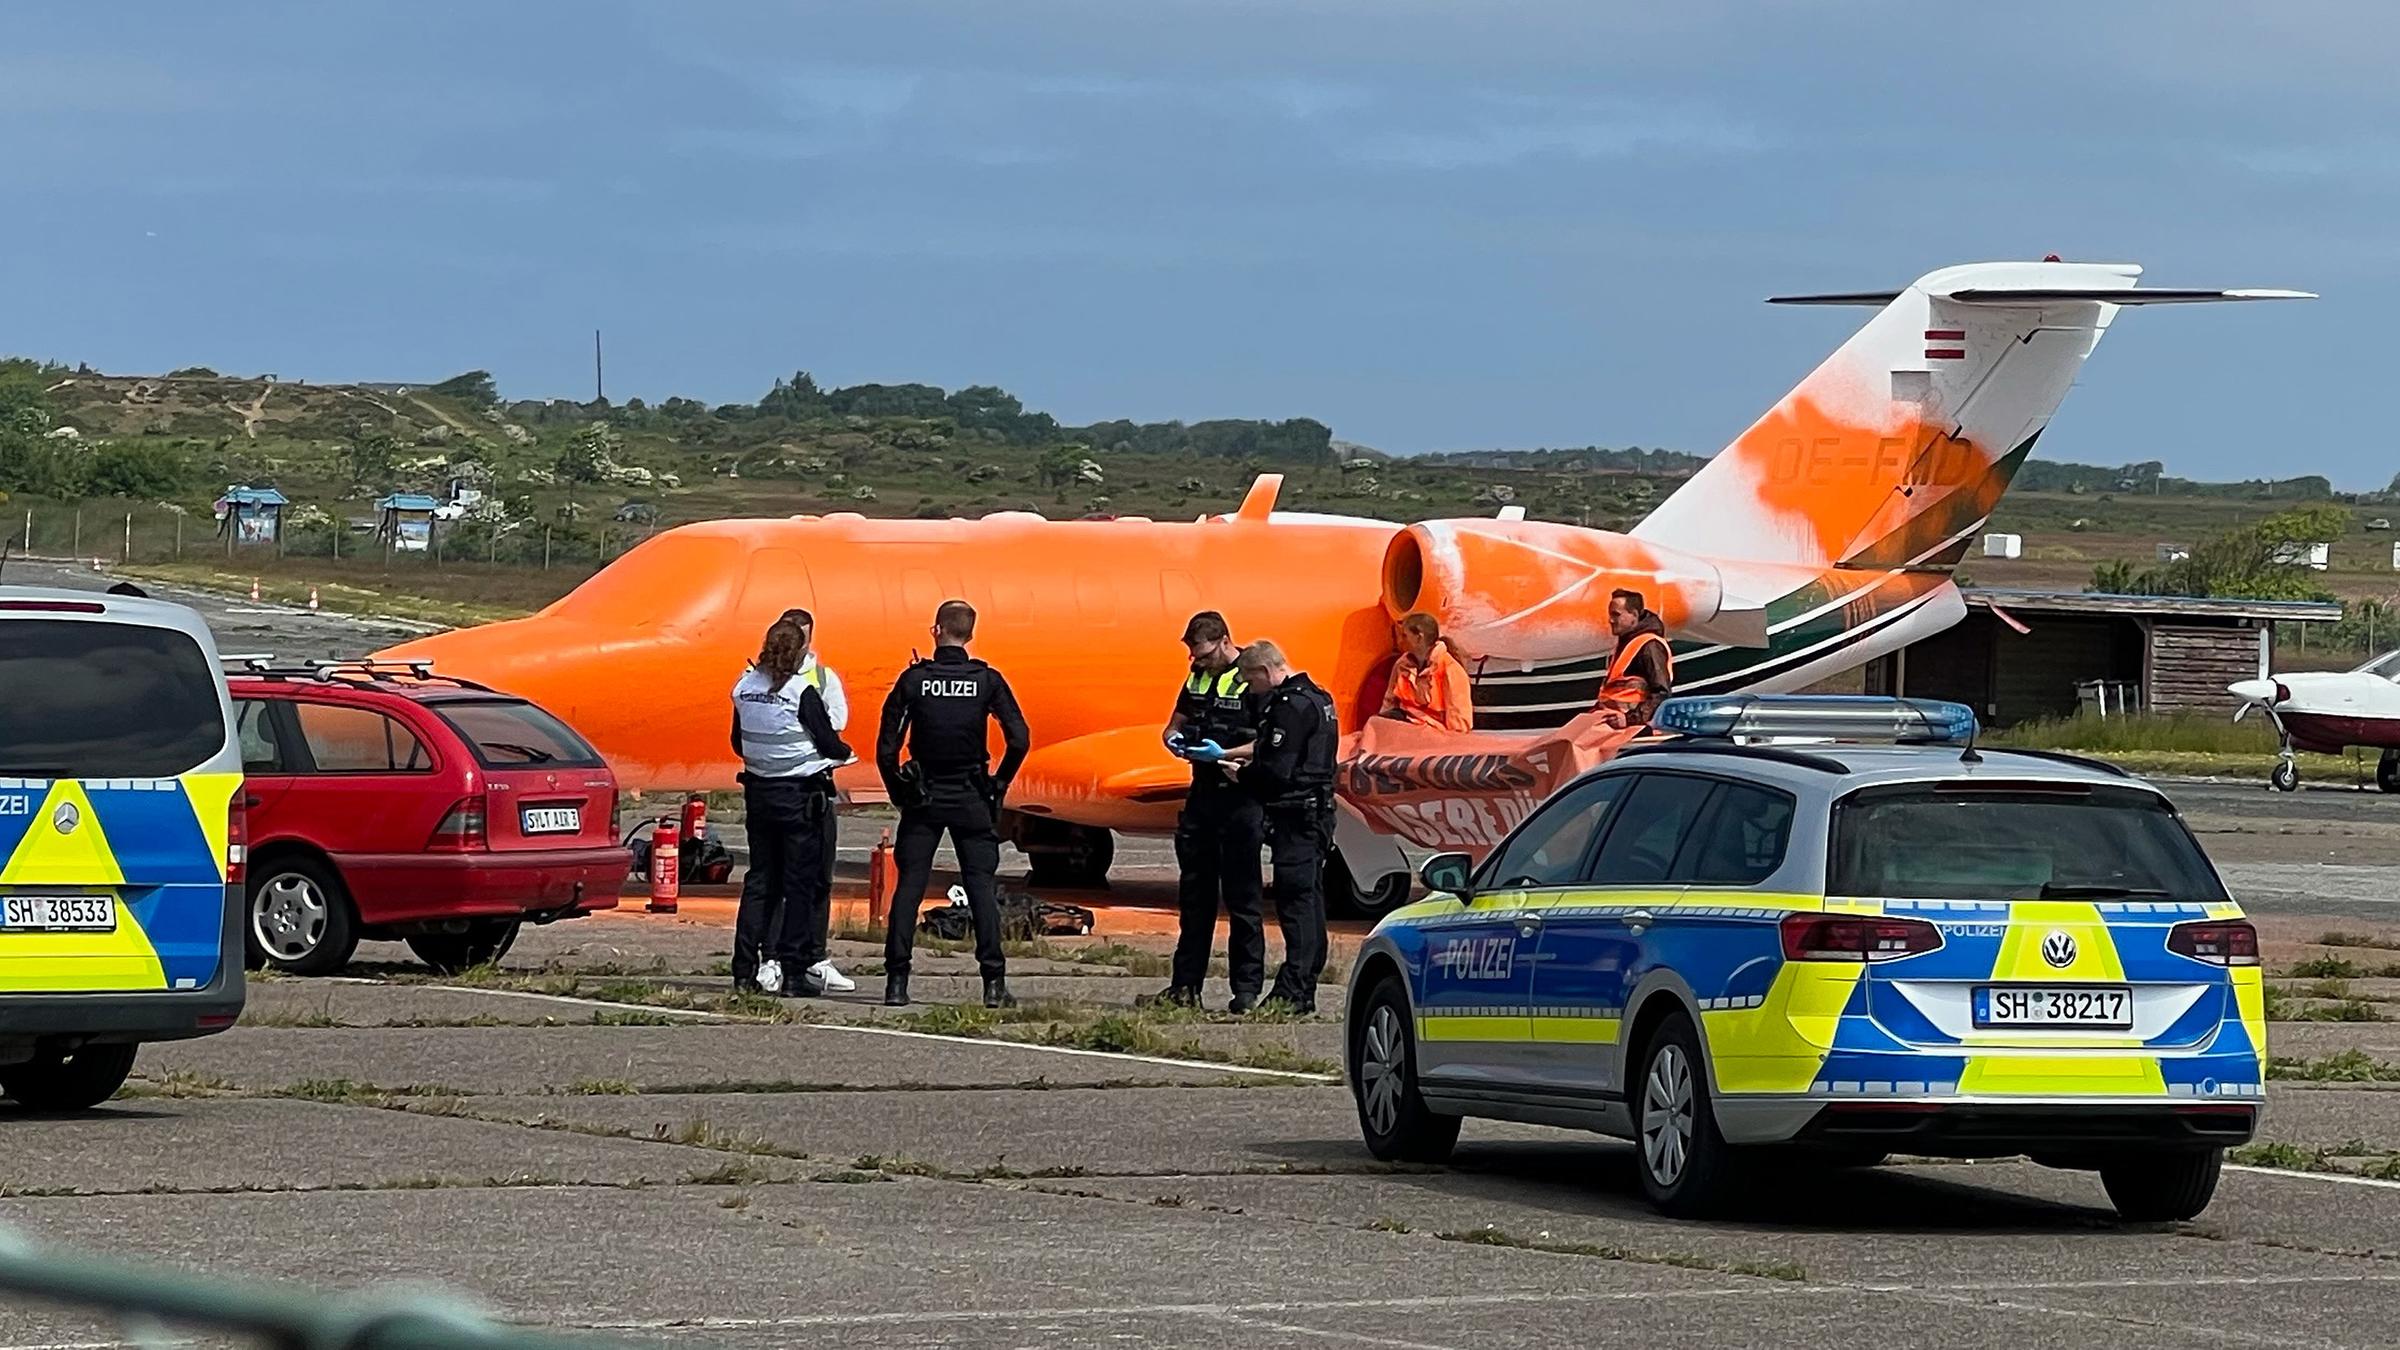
[175,512,183,559]
[122,512,132,563]
[543,526,552,570]
[71,509,81,557]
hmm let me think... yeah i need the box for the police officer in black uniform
[876,599,1031,1009]
[1153,611,1265,1013]
[1224,639,1338,1013]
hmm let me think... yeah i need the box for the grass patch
[1992,711,2307,757]
[2268,1050,2400,1082]
[2291,1000,2388,1023]
[812,1169,892,1184]
[2320,931,2400,952]
[2230,1142,2330,1171]
[275,1079,467,1106]
[239,1007,345,1029]
[850,1154,943,1178]
[654,1118,792,1158]
[564,1078,639,1096]
[591,1009,683,1027]
[121,1070,235,1099]
[681,1159,775,1187]
[2285,957,2367,980]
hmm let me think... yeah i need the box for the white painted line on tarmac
[2227,1163,2400,1190]
[359,978,1339,1081]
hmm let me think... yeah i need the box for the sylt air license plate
[1975,985,2132,1029]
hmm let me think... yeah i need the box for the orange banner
[1336,712,1643,860]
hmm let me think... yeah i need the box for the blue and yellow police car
[1346,695,2263,1220]
[0,588,246,1109]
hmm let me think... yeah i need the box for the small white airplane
[2228,650,2400,792]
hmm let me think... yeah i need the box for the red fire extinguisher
[681,794,707,842]
[867,828,895,927]
[647,817,681,913]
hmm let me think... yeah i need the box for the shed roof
[1960,586,2341,624]
[374,493,441,511]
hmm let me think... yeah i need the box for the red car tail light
[225,792,248,884]
[1781,913,1942,963]
[2167,919,2259,967]
[428,796,489,852]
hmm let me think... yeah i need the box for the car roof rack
[1614,739,1852,775]
[221,655,498,693]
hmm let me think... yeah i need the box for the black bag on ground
[918,893,1095,942]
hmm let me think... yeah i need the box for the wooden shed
[1863,588,2342,727]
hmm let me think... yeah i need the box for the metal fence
[0,1226,659,1349]
[4,499,660,570]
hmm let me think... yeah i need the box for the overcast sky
[2,2,2387,484]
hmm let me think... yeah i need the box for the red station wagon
[228,661,631,974]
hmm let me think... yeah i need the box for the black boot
[884,973,911,1008]
[983,977,1016,1009]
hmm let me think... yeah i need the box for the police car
[0,588,245,1109]
[1345,695,2263,1221]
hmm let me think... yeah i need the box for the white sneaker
[810,960,856,993]
[755,959,784,995]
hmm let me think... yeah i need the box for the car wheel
[1327,846,1412,921]
[2100,1148,2223,1222]
[1351,977,1460,1163]
[405,920,522,975]
[1635,1011,1740,1217]
[246,855,359,977]
[2,1043,138,1111]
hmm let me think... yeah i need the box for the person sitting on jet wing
[1379,612,1473,732]
[1594,588,1673,729]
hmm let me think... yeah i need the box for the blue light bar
[1652,694,1979,746]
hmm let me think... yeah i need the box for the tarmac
[6,558,2400,1346]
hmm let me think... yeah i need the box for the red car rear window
[432,699,605,769]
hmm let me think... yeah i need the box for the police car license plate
[521,807,581,835]
[1974,985,2132,1029]
[1,896,116,932]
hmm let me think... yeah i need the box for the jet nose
[2227,678,2281,704]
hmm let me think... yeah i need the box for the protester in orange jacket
[1379,612,1474,733]
[1595,589,1674,728]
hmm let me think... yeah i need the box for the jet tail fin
[1632,261,2311,571]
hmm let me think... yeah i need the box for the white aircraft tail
[1629,261,2312,570]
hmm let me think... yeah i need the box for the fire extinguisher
[867,828,895,927]
[647,817,681,914]
[681,794,707,842]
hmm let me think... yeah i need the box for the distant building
[1865,588,2341,726]
[374,492,440,553]
[212,485,287,546]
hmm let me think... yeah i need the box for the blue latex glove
[1185,739,1227,764]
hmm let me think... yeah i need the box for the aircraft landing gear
[2269,753,2299,793]
[2379,749,2400,794]
[1006,814,1116,888]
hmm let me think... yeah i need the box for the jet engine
[1380,517,1762,663]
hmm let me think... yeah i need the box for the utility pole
[593,329,604,404]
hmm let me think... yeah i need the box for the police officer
[1222,640,1337,1013]
[729,609,851,998]
[875,599,1030,1009]
[1153,612,1265,1013]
